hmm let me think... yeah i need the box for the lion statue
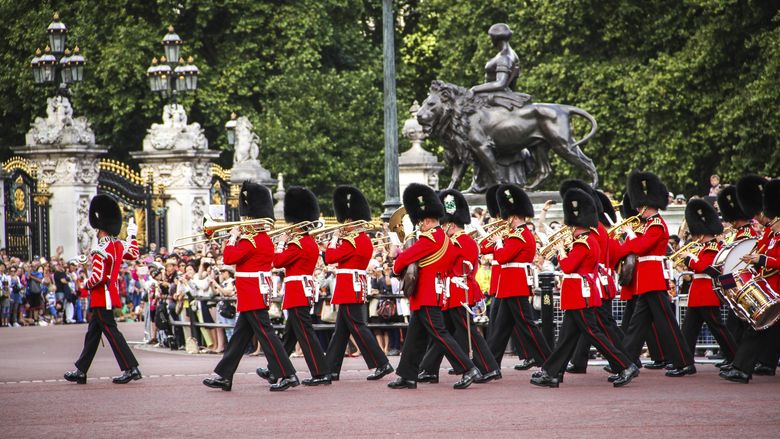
[416,80,599,192]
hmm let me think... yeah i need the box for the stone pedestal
[399,101,444,195]
[14,96,105,259]
[227,116,276,188]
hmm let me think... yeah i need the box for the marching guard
[65,194,142,385]
[388,183,482,390]
[530,189,638,388]
[203,182,299,392]
[323,186,394,381]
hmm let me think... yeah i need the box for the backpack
[376,299,397,320]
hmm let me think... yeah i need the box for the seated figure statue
[469,23,531,111]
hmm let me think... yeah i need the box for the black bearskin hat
[763,179,780,219]
[439,189,470,228]
[559,179,604,218]
[284,186,320,223]
[717,185,749,223]
[685,199,723,236]
[627,171,668,210]
[333,185,371,222]
[496,184,534,220]
[736,175,768,218]
[563,189,598,228]
[239,181,275,220]
[620,192,638,219]
[89,194,122,236]
[596,190,616,226]
[402,183,445,224]
[485,185,500,218]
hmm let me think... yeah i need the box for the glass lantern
[161,25,182,64]
[39,47,57,84]
[225,112,237,145]
[68,46,85,82]
[60,48,72,84]
[30,49,43,84]
[46,13,68,55]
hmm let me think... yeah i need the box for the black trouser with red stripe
[570,299,626,370]
[420,307,499,375]
[732,325,780,374]
[682,306,737,362]
[75,308,138,373]
[396,306,475,380]
[214,309,295,380]
[282,306,329,377]
[622,297,666,363]
[488,296,551,366]
[326,303,389,374]
[726,309,749,344]
[622,291,693,368]
[489,297,528,360]
[544,308,632,377]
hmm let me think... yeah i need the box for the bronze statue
[417,23,599,193]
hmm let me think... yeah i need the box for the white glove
[126,219,138,238]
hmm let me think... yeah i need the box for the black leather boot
[270,374,300,391]
[388,377,417,389]
[367,363,394,381]
[256,367,278,384]
[112,367,142,384]
[203,375,232,391]
[453,368,481,389]
[64,369,87,384]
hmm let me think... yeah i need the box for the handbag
[28,278,42,295]
[320,300,337,323]
[219,300,236,319]
[376,299,397,320]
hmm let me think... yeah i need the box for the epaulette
[238,233,258,248]
[452,238,462,248]
[646,217,664,228]
[704,241,719,252]
[342,235,357,248]
[287,236,303,249]
[573,235,590,249]
[419,229,436,242]
[90,237,110,258]
[505,227,526,243]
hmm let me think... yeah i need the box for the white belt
[284,275,311,283]
[491,261,499,266]
[637,256,666,262]
[501,262,534,269]
[336,269,367,276]
[563,274,583,280]
[693,274,711,280]
[235,271,272,278]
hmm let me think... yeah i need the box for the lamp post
[145,25,199,104]
[224,112,238,146]
[29,12,86,95]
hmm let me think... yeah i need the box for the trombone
[469,219,506,238]
[173,216,274,246]
[308,220,379,244]
[270,220,325,245]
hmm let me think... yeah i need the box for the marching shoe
[367,363,394,381]
[603,365,614,374]
[112,367,142,384]
[64,369,87,384]
[203,375,232,391]
[753,363,776,376]
[474,369,502,384]
[302,375,332,386]
[454,367,481,389]
[644,360,668,370]
[665,365,697,377]
[529,370,559,388]
[417,371,439,384]
[566,363,587,374]
[270,375,300,391]
[719,368,750,384]
[330,373,340,381]
[719,363,734,372]
[448,368,457,375]
[387,377,417,389]
[665,363,676,371]
[714,360,729,368]
[514,359,537,370]
[612,364,639,388]
[256,367,278,384]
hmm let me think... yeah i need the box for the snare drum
[713,238,757,274]
[718,267,780,330]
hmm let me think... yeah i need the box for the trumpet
[476,224,509,246]
[174,216,274,246]
[270,220,325,245]
[538,227,573,260]
[669,241,704,267]
[469,219,507,238]
[608,215,641,238]
[309,220,379,244]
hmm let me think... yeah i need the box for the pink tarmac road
[1,323,779,439]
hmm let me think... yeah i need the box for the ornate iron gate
[3,157,50,260]
[97,160,166,251]
[211,164,239,221]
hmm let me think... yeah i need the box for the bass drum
[713,238,757,274]
[718,268,780,330]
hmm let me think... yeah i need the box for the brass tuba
[538,227,573,260]
[389,207,418,297]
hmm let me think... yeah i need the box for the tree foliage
[1,0,778,210]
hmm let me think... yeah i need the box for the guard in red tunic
[65,194,141,385]
[479,185,531,370]
[323,186,393,381]
[618,171,695,377]
[276,186,331,386]
[531,189,638,388]
[203,182,299,392]
[722,177,780,383]
[717,184,760,345]
[388,183,481,390]
[486,184,552,369]
[418,189,501,383]
[678,199,737,364]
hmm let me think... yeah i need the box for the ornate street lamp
[29,13,86,95]
[146,26,198,104]
[225,112,238,145]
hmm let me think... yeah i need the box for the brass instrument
[371,232,392,248]
[468,219,506,238]
[174,216,274,246]
[271,220,325,245]
[608,215,641,238]
[309,220,379,244]
[669,241,704,267]
[388,206,409,242]
[476,224,509,246]
[538,227,574,260]
[388,206,418,297]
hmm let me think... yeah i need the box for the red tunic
[324,232,373,305]
[223,231,274,312]
[685,240,721,307]
[757,228,780,293]
[558,232,601,310]
[479,240,500,296]
[733,223,759,241]
[617,214,670,295]
[86,237,139,309]
[493,225,536,298]
[595,223,618,300]
[444,231,483,310]
[393,226,453,311]
[274,234,319,309]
